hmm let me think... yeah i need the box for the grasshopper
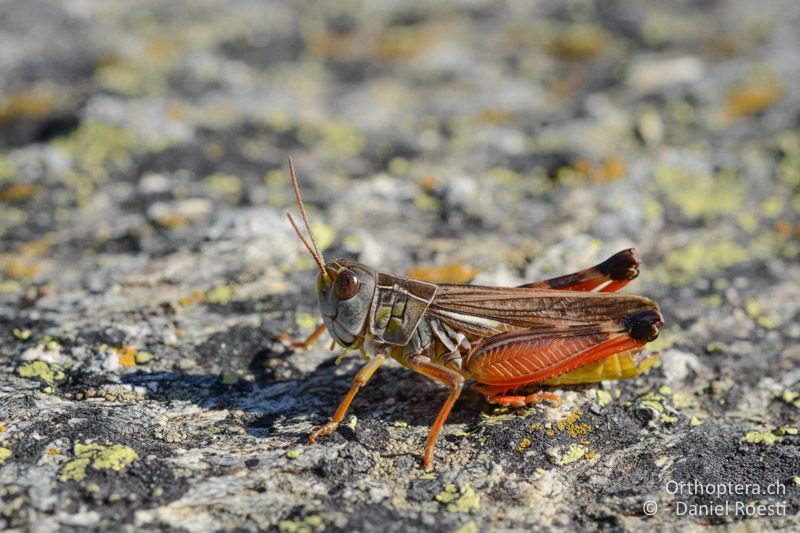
[282,158,663,470]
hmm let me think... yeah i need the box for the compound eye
[334,269,360,300]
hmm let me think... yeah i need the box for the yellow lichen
[560,443,588,465]
[206,284,238,305]
[317,121,364,158]
[295,313,319,332]
[436,484,480,513]
[743,300,778,329]
[414,192,439,211]
[480,407,537,426]
[203,173,242,203]
[135,351,153,364]
[761,196,785,218]
[455,521,479,533]
[655,165,744,219]
[16,361,65,385]
[388,157,410,176]
[660,238,749,285]
[597,390,612,407]
[779,390,800,408]
[59,442,138,481]
[0,447,11,463]
[743,430,782,446]
[309,221,335,252]
[278,515,325,533]
[672,393,694,409]
[286,449,302,459]
[12,328,31,341]
[95,61,155,96]
[517,437,532,452]
[53,121,136,181]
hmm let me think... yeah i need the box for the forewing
[430,284,659,337]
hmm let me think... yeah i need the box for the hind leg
[473,385,561,408]
[519,249,640,292]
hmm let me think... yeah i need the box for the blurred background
[1,0,799,530]
[1,0,799,281]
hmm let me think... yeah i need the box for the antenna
[286,157,329,280]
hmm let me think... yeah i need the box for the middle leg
[407,358,465,471]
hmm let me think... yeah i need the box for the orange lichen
[547,70,584,100]
[573,155,627,183]
[0,183,42,203]
[476,107,515,125]
[3,258,39,279]
[372,26,438,61]
[113,345,137,368]
[775,220,800,239]
[179,290,206,307]
[407,263,479,284]
[724,80,784,120]
[19,239,49,257]
[0,90,57,123]
[307,32,355,59]
[550,25,611,60]
[556,409,593,438]
[418,175,440,192]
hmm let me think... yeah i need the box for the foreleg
[308,353,386,443]
[277,323,327,350]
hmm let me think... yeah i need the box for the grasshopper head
[285,158,376,347]
[317,260,376,347]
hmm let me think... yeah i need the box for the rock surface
[1,0,799,530]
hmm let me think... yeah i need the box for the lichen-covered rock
[1,0,799,531]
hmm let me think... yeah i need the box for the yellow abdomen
[541,349,658,385]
